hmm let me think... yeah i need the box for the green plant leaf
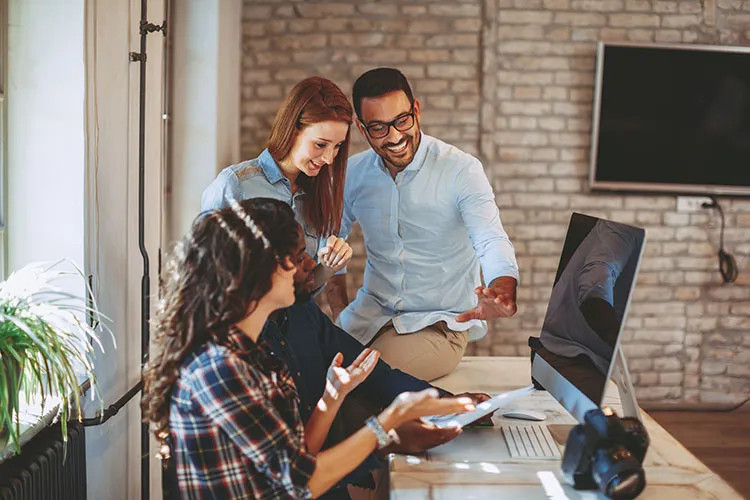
[0,259,112,458]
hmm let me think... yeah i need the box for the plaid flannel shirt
[169,326,316,499]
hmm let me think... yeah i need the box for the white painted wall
[167,0,241,244]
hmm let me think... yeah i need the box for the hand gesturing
[456,277,517,323]
[324,348,379,403]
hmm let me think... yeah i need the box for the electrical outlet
[676,196,713,213]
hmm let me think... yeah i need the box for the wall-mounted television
[589,42,750,196]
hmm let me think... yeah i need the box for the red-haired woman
[202,77,353,291]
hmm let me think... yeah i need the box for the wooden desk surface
[388,357,742,499]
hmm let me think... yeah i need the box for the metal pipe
[81,381,144,426]
[137,0,151,495]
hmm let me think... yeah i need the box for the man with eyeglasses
[325,67,519,382]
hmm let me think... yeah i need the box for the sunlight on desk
[387,357,743,500]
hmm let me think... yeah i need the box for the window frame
[0,0,7,280]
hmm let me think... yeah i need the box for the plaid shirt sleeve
[192,353,317,497]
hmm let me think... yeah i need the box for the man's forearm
[325,274,350,321]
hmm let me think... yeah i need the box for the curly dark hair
[141,198,300,443]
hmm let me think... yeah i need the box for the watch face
[366,416,391,448]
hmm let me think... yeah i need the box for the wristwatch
[365,416,399,449]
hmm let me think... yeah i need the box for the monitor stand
[609,346,640,419]
[531,345,641,423]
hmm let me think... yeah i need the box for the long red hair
[267,77,352,237]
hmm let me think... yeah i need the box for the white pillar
[168,0,241,244]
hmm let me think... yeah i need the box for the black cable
[702,197,739,284]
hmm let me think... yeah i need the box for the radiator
[0,421,87,499]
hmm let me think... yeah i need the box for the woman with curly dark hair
[142,198,474,499]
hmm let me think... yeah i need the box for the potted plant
[0,260,111,455]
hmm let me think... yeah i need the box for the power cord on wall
[702,196,739,284]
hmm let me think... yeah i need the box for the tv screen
[590,42,750,196]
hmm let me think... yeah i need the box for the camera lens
[591,447,646,500]
[608,471,645,499]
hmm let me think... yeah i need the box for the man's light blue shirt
[338,134,519,345]
[201,149,323,261]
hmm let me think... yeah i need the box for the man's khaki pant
[369,321,469,383]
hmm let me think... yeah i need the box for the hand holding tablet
[424,385,536,429]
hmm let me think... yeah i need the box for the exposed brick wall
[241,0,750,406]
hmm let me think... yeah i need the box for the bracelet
[365,416,392,449]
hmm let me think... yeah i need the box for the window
[0,0,6,280]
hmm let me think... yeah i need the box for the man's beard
[380,136,413,168]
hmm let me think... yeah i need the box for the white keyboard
[501,423,561,459]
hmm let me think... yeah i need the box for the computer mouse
[502,408,547,422]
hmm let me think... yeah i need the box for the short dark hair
[352,67,415,119]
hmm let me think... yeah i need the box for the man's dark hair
[352,67,415,119]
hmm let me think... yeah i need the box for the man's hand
[454,392,494,427]
[384,419,462,454]
[456,276,517,323]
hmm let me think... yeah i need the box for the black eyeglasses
[363,106,416,139]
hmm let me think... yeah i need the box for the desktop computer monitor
[425,212,646,465]
[532,213,646,420]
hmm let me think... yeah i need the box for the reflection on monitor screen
[537,213,645,407]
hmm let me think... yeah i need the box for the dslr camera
[562,407,650,499]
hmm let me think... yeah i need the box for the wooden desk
[388,357,742,499]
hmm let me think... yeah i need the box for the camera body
[562,407,650,499]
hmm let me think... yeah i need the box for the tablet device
[425,385,536,429]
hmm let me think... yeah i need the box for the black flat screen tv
[589,42,750,196]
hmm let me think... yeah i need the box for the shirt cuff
[485,266,520,287]
[289,450,317,497]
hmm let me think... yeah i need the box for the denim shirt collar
[258,148,289,186]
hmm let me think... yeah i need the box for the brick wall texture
[241,0,750,406]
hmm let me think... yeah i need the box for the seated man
[261,219,491,499]
[326,68,520,382]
